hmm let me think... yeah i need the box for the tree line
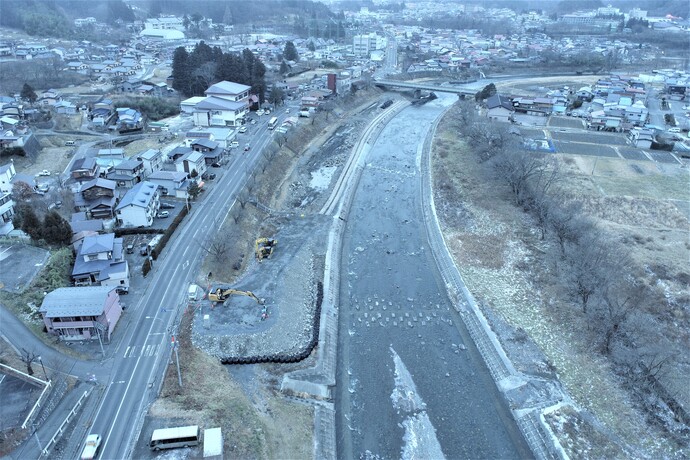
[13,203,72,246]
[171,42,267,101]
[451,100,685,435]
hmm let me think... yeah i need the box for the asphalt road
[86,113,289,459]
[1,110,292,459]
[335,93,531,458]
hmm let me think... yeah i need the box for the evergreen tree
[14,203,42,241]
[188,181,201,200]
[20,83,37,103]
[171,47,192,96]
[42,210,71,245]
[280,60,289,75]
[307,41,316,52]
[283,41,299,61]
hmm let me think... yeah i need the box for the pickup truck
[81,434,101,460]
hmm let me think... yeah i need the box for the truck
[299,110,310,118]
[140,234,163,256]
[80,434,101,460]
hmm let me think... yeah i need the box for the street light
[37,356,48,381]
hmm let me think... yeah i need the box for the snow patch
[309,166,337,190]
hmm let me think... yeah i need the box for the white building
[0,161,16,194]
[192,80,251,127]
[137,149,164,177]
[114,181,160,228]
[352,33,385,57]
[175,151,206,177]
[0,191,15,235]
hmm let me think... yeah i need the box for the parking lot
[0,372,41,431]
[0,244,50,293]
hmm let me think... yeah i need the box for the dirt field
[432,101,689,458]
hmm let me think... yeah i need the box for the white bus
[268,116,278,130]
[150,425,200,451]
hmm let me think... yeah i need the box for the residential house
[0,161,16,194]
[0,191,15,235]
[72,233,129,291]
[74,178,118,219]
[190,138,224,165]
[137,149,163,176]
[175,150,206,178]
[628,128,655,149]
[39,286,122,341]
[167,146,193,162]
[115,181,159,228]
[486,94,514,122]
[107,159,144,187]
[38,89,61,106]
[70,157,100,182]
[55,101,78,115]
[147,170,189,198]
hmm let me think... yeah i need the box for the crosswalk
[123,343,162,359]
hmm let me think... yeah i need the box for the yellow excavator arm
[208,287,265,305]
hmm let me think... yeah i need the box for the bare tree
[231,208,241,224]
[493,150,548,206]
[549,201,587,255]
[204,235,229,262]
[237,189,250,209]
[565,232,622,313]
[593,280,646,355]
[20,348,39,376]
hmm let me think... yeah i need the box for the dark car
[211,162,221,168]
[160,202,175,209]
[209,173,216,180]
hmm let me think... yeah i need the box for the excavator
[208,287,265,305]
[255,237,277,261]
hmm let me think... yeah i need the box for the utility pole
[37,356,48,381]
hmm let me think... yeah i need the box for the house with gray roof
[486,94,515,122]
[70,157,100,182]
[39,286,122,341]
[147,170,189,199]
[75,177,118,219]
[115,181,159,228]
[175,150,206,178]
[72,233,129,291]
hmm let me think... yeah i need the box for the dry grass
[431,101,690,458]
[153,311,313,459]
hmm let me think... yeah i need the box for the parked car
[160,202,175,209]
[285,108,290,114]
[208,173,216,180]
[238,126,247,133]
[250,119,257,125]
[244,143,251,151]
[211,162,221,168]
[37,170,50,176]
[230,141,239,148]
[157,211,169,218]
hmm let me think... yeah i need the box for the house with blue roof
[115,181,159,228]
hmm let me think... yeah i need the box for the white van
[668,127,681,133]
[188,284,201,301]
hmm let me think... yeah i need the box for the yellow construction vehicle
[255,237,277,261]
[208,287,265,305]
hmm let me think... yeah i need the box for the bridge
[374,79,477,97]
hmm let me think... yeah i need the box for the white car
[256,109,264,116]
[81,434,101,460]
[238,126,247,133]
[230,141,239,148]
[37,170,50,176]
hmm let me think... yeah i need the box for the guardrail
[39,389,90,459]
